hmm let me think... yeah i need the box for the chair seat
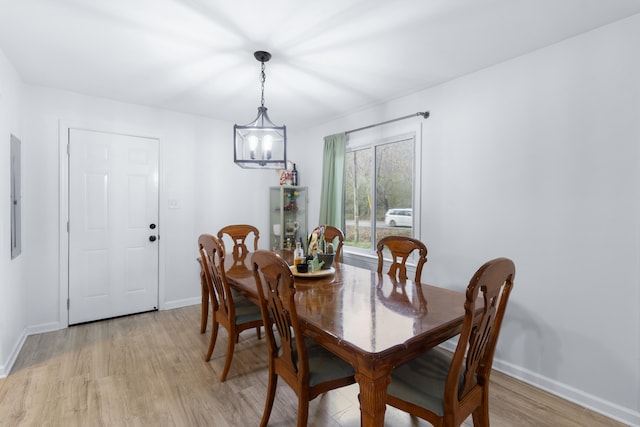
[230,287,245,300]
[275,335,356,388]
[232,290,254,307]
[387,347,456,416]
[232,294,263,324]
[305,338,355,388]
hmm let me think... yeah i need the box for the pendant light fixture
[234,51,287,169]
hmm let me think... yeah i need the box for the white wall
[296,14,640,425]
[0,49,27,376]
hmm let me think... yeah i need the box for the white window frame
[343,129,422,267]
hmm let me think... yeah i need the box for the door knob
[149,235,157,242]
[149,223,156,229]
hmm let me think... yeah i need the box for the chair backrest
[251,250,309,386]
[447,257,515,403]
[198,234,235,322]
[217,224,260,262]
[376,236,428,283]
[312,225,345,261]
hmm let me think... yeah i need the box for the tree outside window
[344,135,415,251]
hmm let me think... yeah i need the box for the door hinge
[67,298,70,310]
[67,221,69,233]
[67,143,70,155]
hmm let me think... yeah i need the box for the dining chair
[311,225,344,261]
[251,250,356,427]
[376,235,428,283]
[217,224,260,262]
[385,257,516,427]
[195,224,259,334]
[198,234,263,382]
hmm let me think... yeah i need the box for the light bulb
[248,135,259,150]
[263,134,273,150]
[263,134,273,160]
[248,135,258,159]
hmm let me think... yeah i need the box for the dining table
[224,250,471,427]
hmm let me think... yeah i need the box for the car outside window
[385,209,412,227]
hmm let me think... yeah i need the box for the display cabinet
[269,186,308,251]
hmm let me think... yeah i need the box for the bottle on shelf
[291,163,298,186]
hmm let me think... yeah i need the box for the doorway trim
[58,120,165,327]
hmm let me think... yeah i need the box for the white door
[68,129,159,325]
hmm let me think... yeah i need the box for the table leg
[355,370,391,427]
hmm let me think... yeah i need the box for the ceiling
[1,0,640,128]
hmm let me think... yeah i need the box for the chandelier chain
[260,62,266,107]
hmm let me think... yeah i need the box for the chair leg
[256,326,261,339]
[205,320,219,361]
[471,395,490,427]
[260,370,278,427]
[296,398,309,427]
[220,330,237,382]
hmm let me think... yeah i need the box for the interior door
[68,128,159,325]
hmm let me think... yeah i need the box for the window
[344,133,418,253]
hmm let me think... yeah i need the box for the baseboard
[440,341,640,426]
[0,330,26,378]
[491,358,640,426]
[0,320,62,378]
[26,321,64,336]
[162,296,200,311]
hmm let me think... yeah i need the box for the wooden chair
[251,250,356,427]
[385,257,516,427]
[196,224,259,334]
[311,225,345,261]
[376,235,428,283]
[217,224,260,263]
[198,234,263,382]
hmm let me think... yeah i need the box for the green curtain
[318,133,346,228]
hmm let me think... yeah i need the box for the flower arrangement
[278,160,296,186]
[279,169,293,185]
[306,226,336,270]
[307,226,334,256]
[307,226,323,256]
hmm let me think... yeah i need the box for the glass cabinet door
[269,186,308,251]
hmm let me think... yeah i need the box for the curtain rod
[345,111,430,135]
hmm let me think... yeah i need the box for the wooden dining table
[224,251,470,427]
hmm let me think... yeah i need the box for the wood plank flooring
[0,305,626,426]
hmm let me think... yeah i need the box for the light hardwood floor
[0,305,627,426]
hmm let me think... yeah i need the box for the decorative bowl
[316,253,335,270]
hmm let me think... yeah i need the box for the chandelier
[234,51,287,169]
